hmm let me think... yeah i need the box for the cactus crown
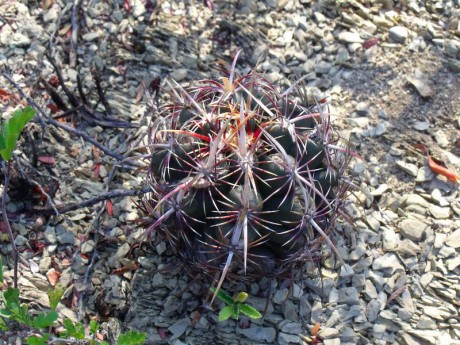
[145,53,352,298]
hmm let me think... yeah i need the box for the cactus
[144,53,353,297]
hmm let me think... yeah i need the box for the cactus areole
[145,54,352,291]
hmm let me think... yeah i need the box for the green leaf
[231,303,240,320]
[89,319,99,334]
[218,306,233,321]
[234,292,248,303]
[0,308,12,318]
[33,310,58,329]
[20,303,33,326]
[63,319,86,339]
[27,336,46,345]
[0,316,8,330]
[16,106,35,129]
[209,287,233,305]
[3,287,20,310]
[118,330,147,345]
[0,255,3,284]
[100,342,110,345]
[74,321,86,339]
[47,286,63,310]
[0,106,35,161]
[63,318,75,332]
[0,134,5,151]
[240,304,262,319]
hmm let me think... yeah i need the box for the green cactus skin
[145,54,353,289]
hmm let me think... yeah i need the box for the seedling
[209,287,262,321]
[0,106,35,161]
[0,257,146,344]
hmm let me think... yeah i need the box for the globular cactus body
[145,56,351,289]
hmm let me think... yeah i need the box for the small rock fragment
[389,26,408,43]
[445,229,460,248]
[399,218,429,241]
[236,326,277,343]
[407,75,433,99]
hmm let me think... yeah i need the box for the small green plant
[0,106,35,161]
[0,257,146,344]
[210,287,262,321]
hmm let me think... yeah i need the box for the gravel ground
[1,0,460,344]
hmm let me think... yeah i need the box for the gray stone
[445,229,460,248]
[43,6,59,23]
[251,45,269,65]
[151,273,166,287]
[318,328,339,339]
[446,256,460,270]
[389,26,409,43]
[396,161,418,177]
[372,253,404,274]
[340,264,354,278]
[336,47,350,64]
[446,39,460,57]
[433,130,449,148]
[338,287,359,305]
[39,256,51,273]
[132,0,147,17]
[14,235,28,246]
[374,122,387,136]
[236,326,276,343]
[282,300,298,321]
[402,194,429,208]
[399,218,429,241]
[338,31,363,44]
[431,189,449,206]
[395,239,421,256]
[278,332,300,345]
[353,162,366,174]
[10,32,31,47]
[57,231,76,245]
[382,227,399,250]
[311,300,323,323]
[341,327,357,342]
[44,226,57,244]
[364,280,378,300]
[407,75,433,99]
[400,333,421,345]
[315,61,332,74]
[273,288,289,304]
[416,315,437,329]
[299,297,311,319]
[170,69,188,82]
[313,11,326,23]
[114,243,130,259]
[366,299,380,322]
[416,166,434,182]
[181,54,198,69]
[356,102,370,116]
[413,120,430,131]
[429,204,450,219]
[81,240,95,254]
[280,321,302,334]
[82,32,100,41]
[168,318,190,340]
[398,308,413,320]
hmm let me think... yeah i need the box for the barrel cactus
[144,53,352,296]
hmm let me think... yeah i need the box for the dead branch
[69,0,84,68]
[44,53,136,129]
[2,70,135,163]
[33,186,151,216]
[1,160,19,287]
